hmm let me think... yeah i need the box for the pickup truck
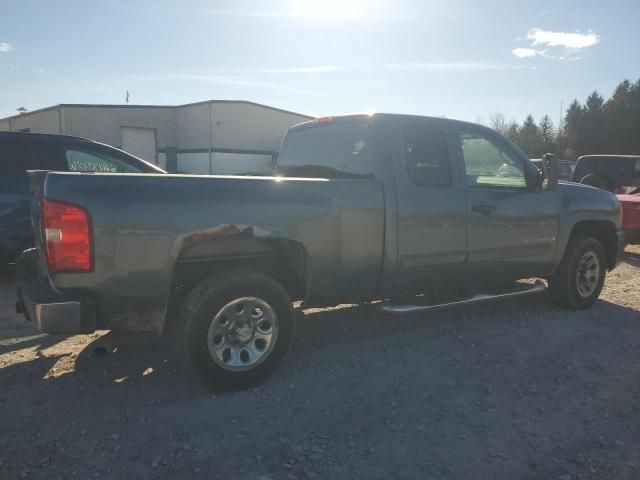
[16,114,625,388]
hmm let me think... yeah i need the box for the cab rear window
[276,122,373,179]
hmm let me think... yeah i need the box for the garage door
[121,127,157,164]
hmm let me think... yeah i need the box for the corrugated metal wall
[4,107,61,133]
[176,103,210,150]
[212,102,306,151]
[62,106,176,149]
[0,101,310,174]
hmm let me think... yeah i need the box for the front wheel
[180,270,295,388]
[548,234,607,309]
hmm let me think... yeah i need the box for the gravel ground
[1,246,640,480]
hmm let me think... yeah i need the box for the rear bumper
[16,252,96,334]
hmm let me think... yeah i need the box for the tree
[605,79,637,154]
[538,115,556,154]
[489,111,508,136]
[517,114,541,157]
[581,91,607,154]
[479,76,640,160]
[585,91,604,111]
[505,120,520,144]
[562,99,585,158]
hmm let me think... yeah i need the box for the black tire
[548,234,606,309]
[15,248,38,281]
[179,269,295,389]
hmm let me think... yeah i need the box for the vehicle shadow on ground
[0,263,74,354]
[0,332,69,355]
[2,292,639,398]
[623,250,640,266]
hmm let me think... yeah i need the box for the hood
[557,179,621,208]
[617,193,640,203]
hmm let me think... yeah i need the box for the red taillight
[313,116,336,124]
[42,199,92,272]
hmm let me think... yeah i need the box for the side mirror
[525,162,545,191]
[541,153,559,190]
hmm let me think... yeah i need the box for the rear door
[394,119,468,294]
[456,125,559,281]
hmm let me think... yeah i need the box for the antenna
[558,100,563,132]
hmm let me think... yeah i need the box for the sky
[1,0,639,125]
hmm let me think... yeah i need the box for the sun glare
[289,0,367,21]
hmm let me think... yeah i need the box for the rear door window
[276,121,372,179]
[402,123,451,187]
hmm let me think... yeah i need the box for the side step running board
[378,280,547,315]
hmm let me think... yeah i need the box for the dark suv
[572,155,640,193]
[1,132,164,263]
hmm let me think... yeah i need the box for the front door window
[460,129,526,188]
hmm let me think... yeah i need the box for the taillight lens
[42,199,92,272]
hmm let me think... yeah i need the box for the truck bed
[29,171,385,332]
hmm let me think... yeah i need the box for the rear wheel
[180,270,295,388]
[548,234,606,309]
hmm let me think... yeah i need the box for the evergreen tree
[506,121,520,144]
[583,91,607,154]
[517,115,540,157]
[538,115,556,154]
[562,100,585,158]
[482,77,640,160]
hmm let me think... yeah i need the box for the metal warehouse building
[0,101,311,174]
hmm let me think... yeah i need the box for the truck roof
[578,154,640,160]
[0,131,99,144]
[288,113,481,132]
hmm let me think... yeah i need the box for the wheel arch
[163,238,309,334]
[568,220,619,270]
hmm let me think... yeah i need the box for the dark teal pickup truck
[17,114,625,387]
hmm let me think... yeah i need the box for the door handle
[472,202,497,215]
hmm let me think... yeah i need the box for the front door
[457,126,559,283]
[394,119,468,294]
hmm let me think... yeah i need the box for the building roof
[0,100,313,122]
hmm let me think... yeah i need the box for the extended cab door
[392,118,468,294]
[456,125,559,281]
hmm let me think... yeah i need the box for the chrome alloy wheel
[207,297,279,371]
[576,251,600,298]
